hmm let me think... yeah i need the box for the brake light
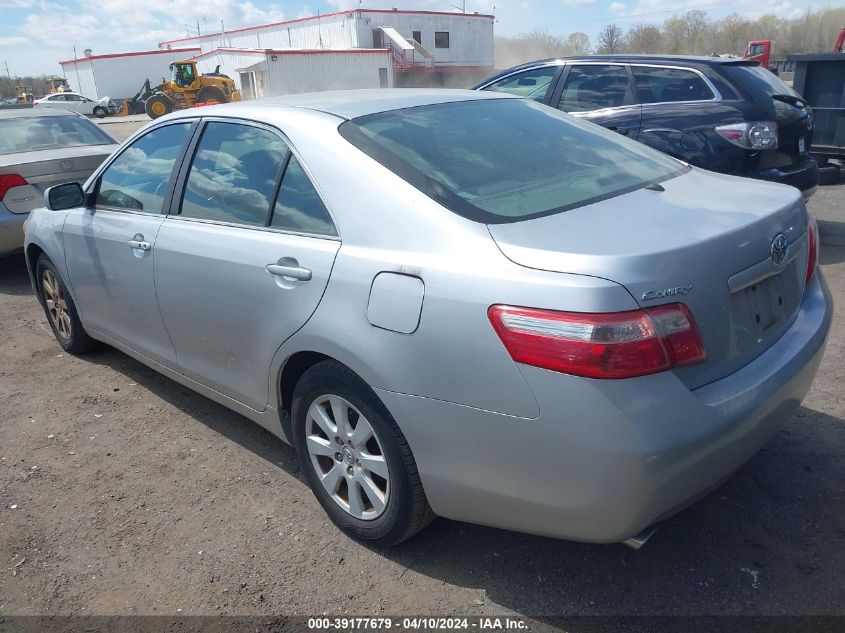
[0,174,27,199]
[488,303,707,379]
[806,212,819,283]
[715,121,778,150]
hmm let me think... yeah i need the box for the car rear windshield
[339,98,687,223]
[0,115,114,156]
[725,64,802,99]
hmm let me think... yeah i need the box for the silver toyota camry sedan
[24,90,831,547]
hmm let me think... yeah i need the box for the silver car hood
[487,168,809,388]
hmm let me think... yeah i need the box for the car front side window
[483,67,559,102]
[557,65,632,113]
[180,121,288,226]
[96,122,193,213]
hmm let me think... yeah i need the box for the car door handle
[607,126,629,135]
[127,239,151,251]
[267,261,312,281]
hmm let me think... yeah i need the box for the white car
[33,92,117,118]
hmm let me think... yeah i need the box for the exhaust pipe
[622,524,657,550]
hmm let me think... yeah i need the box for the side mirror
[517,77,538,86]
[45,182,85,210]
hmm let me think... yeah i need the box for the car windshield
[340,98,687,223]
[0,115,115,155]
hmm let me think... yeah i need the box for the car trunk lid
[487,168,809,389]
[0,145,116,214]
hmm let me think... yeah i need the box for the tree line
[495,6,845,68]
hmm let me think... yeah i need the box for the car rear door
[551,63,642,138]
[62,120,197,368]
[153,118,340,411]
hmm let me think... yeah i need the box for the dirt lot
[1,171,844,619]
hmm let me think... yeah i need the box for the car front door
[62,95,87,114]
[153,119,340,411]
[62,120,196,367]
[552,63,642,138]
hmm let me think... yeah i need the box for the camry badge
[642,284,693,301]
[59,159,74,172]
[771,233,788,268]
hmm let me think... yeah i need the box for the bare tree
[626,24,662,53]
[562,32,591,55]
[596,24,625,54]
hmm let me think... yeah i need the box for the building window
[412,30,422,45]
[434,31,449,48]
[372,29,383,48]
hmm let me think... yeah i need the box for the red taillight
[488,303,707,379]
[806,212,819,284]
[0,174,27,199]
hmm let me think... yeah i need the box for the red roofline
[59,47,201,65]
[266,48,391,55]
[189,48,268,60]
[158,8,494,46]
[190,48,392,61]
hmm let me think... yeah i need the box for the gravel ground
[0,174,843,619]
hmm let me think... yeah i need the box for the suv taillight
[806,211,819,284]
[715,121,778,150]
[0,174,27,199]
[488,303,707,379]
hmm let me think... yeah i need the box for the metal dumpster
[789,52,845,160]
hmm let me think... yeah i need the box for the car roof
[483,54,757,81]
[0,108,83,119]
[169,88,517,121]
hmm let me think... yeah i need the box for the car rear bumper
[0,203,27,257]
[378,272,832,544]
[752,157,819,199]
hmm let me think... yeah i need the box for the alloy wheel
[305,394,390,520]
[42,269,72,340]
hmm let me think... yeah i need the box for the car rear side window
[483,67,558,102]
[96,122,192,213]
[180,121,287,226]
[558,65,631,112]
[270,156,336,236]
[632,66,714,103]
[340,98,687,223]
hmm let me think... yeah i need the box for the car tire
[819,163,842,186]
[93,106,108,119]
[36,255,98,355]
[292,360,435,546]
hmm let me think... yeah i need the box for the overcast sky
[0,0,823,76]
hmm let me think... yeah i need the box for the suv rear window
[724,64,801,99]
[339,98,687,223]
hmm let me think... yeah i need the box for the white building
[56,9,494,101]
[59,48,201,100]
[160,9,495,96]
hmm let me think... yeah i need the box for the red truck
[745,29,845,70]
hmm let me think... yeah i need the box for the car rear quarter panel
[638,101,751,173]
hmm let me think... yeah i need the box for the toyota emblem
[771,233,788,267]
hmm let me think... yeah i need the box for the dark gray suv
[476,55,819,198]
